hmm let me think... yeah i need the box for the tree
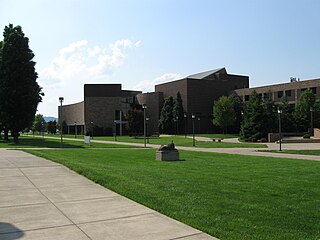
[127,107,143,136]
[212,96,236,133]
[240,91,268,141]
[229,92,244,133]
[47,120,57,134]
[294,89,315,132]
[263,91,277,133]
[173,92,184,134]
[33,114,46,132]
[279,96,296,132]
[0,24,43,143]
[159,96,174,134]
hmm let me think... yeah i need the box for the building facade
[59,84,141,135]
[59,68,320,136]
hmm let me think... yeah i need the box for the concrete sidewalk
[0,149,217,240]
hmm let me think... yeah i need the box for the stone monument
[156,141,179,161]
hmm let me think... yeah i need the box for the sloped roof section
[187,67,226,79]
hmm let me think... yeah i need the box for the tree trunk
[12,131,19,143]
[4,129,9,141]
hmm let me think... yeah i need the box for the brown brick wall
[59,101,84,125]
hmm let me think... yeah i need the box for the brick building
[59,68,320,136]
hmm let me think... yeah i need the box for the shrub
[303,133,311,139]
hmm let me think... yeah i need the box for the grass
[0,136,139,148]
[195,134,239,139]
[25,148,320,240]
[28,133,265,148]
[93,135,267,148]
[260,149,320,156]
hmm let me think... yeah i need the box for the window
[285,90,292,97]
[263,92,272,99]
[301,88,307,92]
[277,91,284,98]
[310,87,317,94]
[245,95,250,101]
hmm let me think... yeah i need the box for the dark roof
[186,67,226,79]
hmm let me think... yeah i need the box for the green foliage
[47,120,57,134]
[228,93,244,133]
[240,91,269,141]
[212,96,236,133]
[0,24,43,143]
[127,107,143,136]
[303,133,311,139]
[33,114,46,132]
[263,91,277,133]
[173,92,184,134]
[279,96,296,132]
[159,96,174,134]
[294,90,316,131]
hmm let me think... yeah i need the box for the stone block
[156,150,179,161]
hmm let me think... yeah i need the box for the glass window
[277,91,284,98]
[310,87,317,94]
[285,90,292,97]
[245,95,250,101]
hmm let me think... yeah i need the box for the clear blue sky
[1,0,320,117]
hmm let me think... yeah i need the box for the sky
[1,0,320,117]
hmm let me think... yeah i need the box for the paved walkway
[0,149,217,240]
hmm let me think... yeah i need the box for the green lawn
[0,136,139,148]
[260,149,320,156]
[195,134,239,139]
[25,148,320,240]
[93,135,267,148]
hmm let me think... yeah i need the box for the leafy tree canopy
[212,96,236,133]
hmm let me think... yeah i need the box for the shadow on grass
[0,138,85,148]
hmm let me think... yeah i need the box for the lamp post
[59,97,64,146]
[310,107,314,136]
[114,120,117,141]
[142,104,147,147]
[146,117,149,143]
[192,113,195,147]
[175,116,179,135]
[184,113,187,139]
[91,121,94,139]
[74,121,77,138]
[277,107,282,151]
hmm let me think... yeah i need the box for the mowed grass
[0,136,139,148]
[94,136,267,148]
[195,134,239,139]
[260,149,320,156]
[25,148,320,239]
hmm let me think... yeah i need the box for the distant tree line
[0,24,43,142]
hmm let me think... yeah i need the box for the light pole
[175,116,179,135]
[59,97,64,146]
[184,113,187,138]
[277,107,282,151]
[74,121,77,138]
[310,107,314,136]
[91,121,94,139]
[192,113,195,147]
[146,117,149,143]
[142,104,147,147]
[197,117,201,134]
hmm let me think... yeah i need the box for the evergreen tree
[263,91,277,133]
[229,92,243,133]
[47,120,57,134]
[0,24,43,142]
[173,92,184,134]
[279,96,296,132]
[159,96,174,134]
[240,91,268,141]
[212,96,236,133]
[127,107,143,136]
[294,89,315,132]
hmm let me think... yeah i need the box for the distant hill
[44,116,57,122]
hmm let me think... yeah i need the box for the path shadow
[0,222,24,239]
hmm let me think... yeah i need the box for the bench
[212,138,223,142]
